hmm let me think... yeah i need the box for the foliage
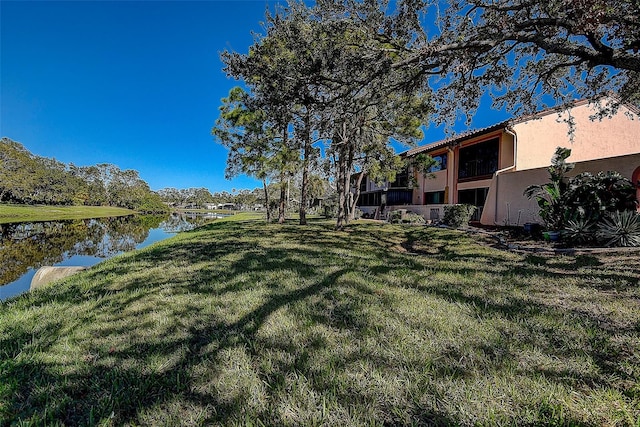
[0,138,163,212]
[0,138,82,205]
[405,153,438,187]
[219,2,432,228]
[389,209,403,224]
[313,0,640,132]
[406,211,427,224]
[564,171,636,223]
[212,87,283,221]
[443,204,476,227]
[525,180,565,230]
[526,148,637,244]
[135,193,170,214]
[322,194,339,219]
[157,187,215,209]
[360,0,640,126]
[390,209,426,225]
[597,210,640,247]
[563,216,598,245]
[524,147,574,230]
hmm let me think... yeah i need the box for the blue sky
[1,1,508,193]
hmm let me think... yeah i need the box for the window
[458,188,489,221]
[424,191,445,204]
[428,154,448,172]
[390,169,409,188]
[357,192,381,206]
[458,138,499,181]
[387,190,412,205]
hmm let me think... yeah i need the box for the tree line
[212,0,638,228]
[0,137,168,213]
[157,176,330,213]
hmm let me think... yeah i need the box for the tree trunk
[344,143,355,223]
[299,113,311,225]
[335,143,348,229]
[278,124,288,225]
[350,171,364,221]
[262,178,270,223]
[278,174,286,224]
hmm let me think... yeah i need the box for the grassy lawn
[1,219,639,425]
[0,204,136,224]
[212,211,265,222]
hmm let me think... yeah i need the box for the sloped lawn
[0,204,135,224]
[1,220,639,425]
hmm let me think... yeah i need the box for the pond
[0,213,217,301]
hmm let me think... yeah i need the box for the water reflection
[0,213,214,301]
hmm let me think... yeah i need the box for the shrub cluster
[526,147,639,247]
[389,209,426,225]
[442,204,476,228]
[565,210,640,247]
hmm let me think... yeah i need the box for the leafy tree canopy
[0,137,167,212]
[326,0,639,125]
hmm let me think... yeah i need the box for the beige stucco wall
[480,153,640,226]
[426,170,448,190]
[456,178,493,191]
[512,103,640,171]
[388,204,446,221]
[500,132,516,169]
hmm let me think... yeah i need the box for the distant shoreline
[0,204,136,224]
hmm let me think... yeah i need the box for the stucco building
[355,99,640,226]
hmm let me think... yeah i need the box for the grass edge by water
[0,204,136,224]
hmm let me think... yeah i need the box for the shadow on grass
[0,221,637,425]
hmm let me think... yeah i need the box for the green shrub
[563,217,597,245]
[524,147,573,230]
[597,211,640,247]
[322,196,338,219]
[443,204,476,228]
[389,209,404,224]
[405,211,426,224]
[135,194,170,214]
[525,148,636,240]
[389,209,426,225]
[564,171,636,223]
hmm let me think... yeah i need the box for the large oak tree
[338,0,640,124]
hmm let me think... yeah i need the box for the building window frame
[424,190,446,204]
[457,137,500,182]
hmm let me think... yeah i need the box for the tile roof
[400,95,639,158]
[401,121,509,157]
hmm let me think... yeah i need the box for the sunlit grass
[1,220,639,425]
[0,204,135,224]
